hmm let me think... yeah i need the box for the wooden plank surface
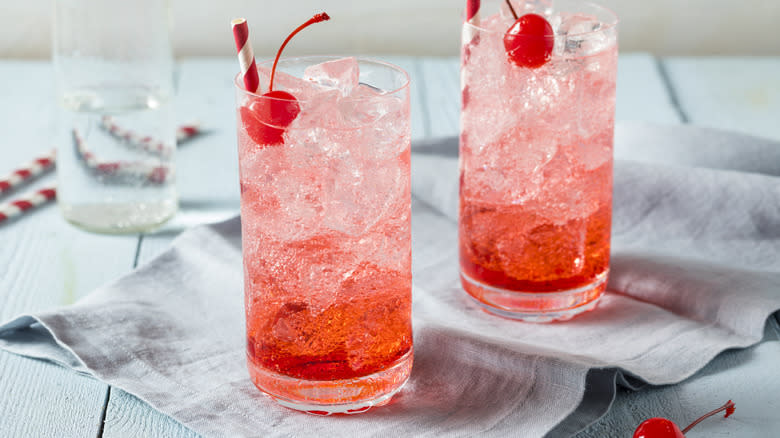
[0,61,140,437]
[0,353,109,437]
[616,54,683,124]
[103,388,200,438]
[418,57,460,138]
[663,57,780,141]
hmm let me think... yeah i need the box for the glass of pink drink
[235,56,412,413]
[459,0,618,322]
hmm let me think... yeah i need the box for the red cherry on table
[633,400,736,438]
[633,418,685,438]
[241,90,300,145]
[503,13,554,68]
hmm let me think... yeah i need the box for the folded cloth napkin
[2,123,780,437]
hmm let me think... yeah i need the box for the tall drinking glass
[235,57,412,413]
[53,0,177,233]
[459,0,618,321]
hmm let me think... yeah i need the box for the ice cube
[303,57,360,96]
[321,158,404,237]
[269,172,323,241]
[502,0,555,18]
[529,0,554,15]
[555,13,611,57]
[558,13,603,37]
[338,83,398,127]
[256,65,321,95]
[292,87,342,130]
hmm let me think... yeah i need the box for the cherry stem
[269,12,331,92]
[505,0,518,19]
[681,400,736,434]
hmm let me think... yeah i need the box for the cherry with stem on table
[633,400,736,437]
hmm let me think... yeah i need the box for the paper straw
[72,129,171,185]
[463,0,481,45]
[0,149,55,195]
[466,0,481,23]
[99,116,201,158]
[462,0,481,98]
[0,186,56,223]
[231,18,260,93]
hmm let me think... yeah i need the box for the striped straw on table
[0,187,56,223]
[231,18,260,93]
[0,149,55,195]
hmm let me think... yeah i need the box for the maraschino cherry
[633,400,736,437]
[241,13,330,145]
[502,0,553,68]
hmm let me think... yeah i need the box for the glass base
[59,200,177,234]
[460,270,608,323]
[247,348,413,415]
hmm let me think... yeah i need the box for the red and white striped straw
[73,129,171,184]
[0,186,56,223]
[466,0,480,22]
[464,0,481,42]
[462,0,481,98]
[99,116,201,158]
[0,149,56,195]
[231,18,260,93]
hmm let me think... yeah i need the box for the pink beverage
[459,0,618,321]
[235,56,412,413]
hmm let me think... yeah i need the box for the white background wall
[3,0,779,58]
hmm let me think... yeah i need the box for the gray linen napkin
[2,123,780,437]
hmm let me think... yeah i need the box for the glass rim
[234,55,411,103]
[463,0,618,38]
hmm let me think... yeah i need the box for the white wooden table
[1,55,778,437]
